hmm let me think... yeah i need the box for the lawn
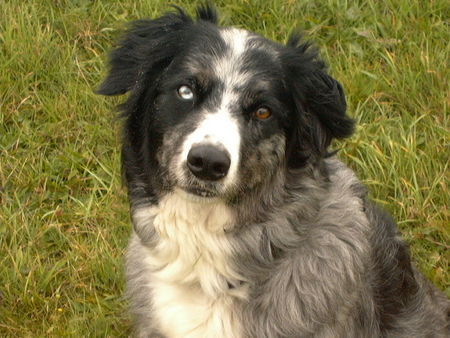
[0,0,448,336]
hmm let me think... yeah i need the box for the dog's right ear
[281,34,354,168]
[96,8,194,96]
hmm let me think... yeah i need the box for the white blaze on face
[216,28,250,87]
[179,28,251,188]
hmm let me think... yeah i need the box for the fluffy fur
[98,5,449,338]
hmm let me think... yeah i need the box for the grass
[0,0,448,335]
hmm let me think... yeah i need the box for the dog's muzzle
[187,145,231,181]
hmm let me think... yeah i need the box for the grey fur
[126,158,449,337]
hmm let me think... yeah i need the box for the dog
[97,5,449,337]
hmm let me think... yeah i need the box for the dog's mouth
[182,185,218,198]
[176,165,226,200]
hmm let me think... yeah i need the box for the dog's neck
[154,189,236,233]
[131,190,246,337]
[131,190,244,287]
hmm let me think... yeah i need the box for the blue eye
[177,85,194,100]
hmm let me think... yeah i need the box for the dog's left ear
[97,5,218,96]
[282,35,355,167]
[96,9,193,96]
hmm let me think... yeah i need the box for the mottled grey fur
[126,158,449,337]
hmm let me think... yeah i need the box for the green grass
[0,0,448,335]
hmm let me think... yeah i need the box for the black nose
[187,145,231,181]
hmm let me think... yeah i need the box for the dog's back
[367,201,449,337]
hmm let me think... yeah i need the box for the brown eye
[255,107,272,120]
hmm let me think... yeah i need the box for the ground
[0,0,448,336]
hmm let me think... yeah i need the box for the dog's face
[152,27,291,199]
[98,6,354,201]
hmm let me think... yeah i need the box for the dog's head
[98,5,354,201]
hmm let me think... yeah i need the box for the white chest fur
[132,190,245,338]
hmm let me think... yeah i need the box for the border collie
[97,5,449,338]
